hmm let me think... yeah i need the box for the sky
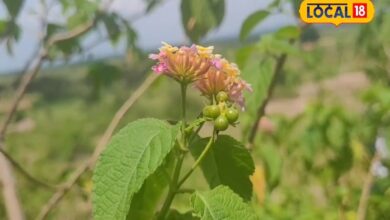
[0,0,296,73]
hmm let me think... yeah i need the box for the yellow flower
[196,45,214,58]
[160,41,178,53]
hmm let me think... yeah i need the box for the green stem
[180,83,188,150]
[181,83,187,127]
[158,83,188,219]
[177,130,216,188]
[158,153,184,220]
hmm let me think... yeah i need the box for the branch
[357,153,380,220]
[0,48,46,220]
[247,53,288,147]
[0,48,47,139]
[36,73,159,220]
[0,155,24,220]
[46,20,95,47]
[0,147,58,190]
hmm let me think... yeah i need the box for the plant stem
[158,154,184,219]
[177,130,216,188]
[181,83,187,124]
[357,152,380,220]
[157,83,189,219]
[180,83,188,150]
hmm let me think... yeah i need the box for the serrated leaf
[180,0,225,43]
[240,10,269,41]
[191,186,258,220]
[190,135,255,201]
[92,118,180,220]
[127,153,175,220]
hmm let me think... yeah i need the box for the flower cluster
[149,42,252,109]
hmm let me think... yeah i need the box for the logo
[299,0,375,26]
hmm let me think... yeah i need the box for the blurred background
[0,0,389,219]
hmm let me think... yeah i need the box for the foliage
[0,0,389,219]
[180,0,225,43]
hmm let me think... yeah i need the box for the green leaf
[191,186,258,220]
[3,0,24,17]
[44,23,65,41]
[145,0,164,13]
[259,145,282,190]
[0,20,7,35]
[267,0,281,9]
[274,25,300,40]
[65,0,97,29]
[92,118,180,220]
[87,62,122,94]
[257,34,299,56]
[241,58,274,135]
[127,153,175,220]
[102,14,122,45]
[53,38,82,56]
[190,135,255,201]
[166,210,199,220]
[235,45,255,68]
[180,0,225,43]
[240,10,269,41]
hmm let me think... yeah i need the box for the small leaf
[102,14,122,45]
[180,0,225,43]
[3,0,24,17]
[274,25,301,40]
[44,23,65,41]
[190,135,255,201]
[240,10,269,41]
[145,0,164,13]
[92,118,180,220]
[191,185,258,220]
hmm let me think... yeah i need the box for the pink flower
[152,62,168,74]
[212,58,223,69]
[149,42,252,109]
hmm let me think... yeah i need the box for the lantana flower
[150,42,252,109]
[149,42,213,83]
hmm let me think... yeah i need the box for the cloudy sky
[0,0,296,73]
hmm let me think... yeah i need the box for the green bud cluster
[202,91,239,131]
